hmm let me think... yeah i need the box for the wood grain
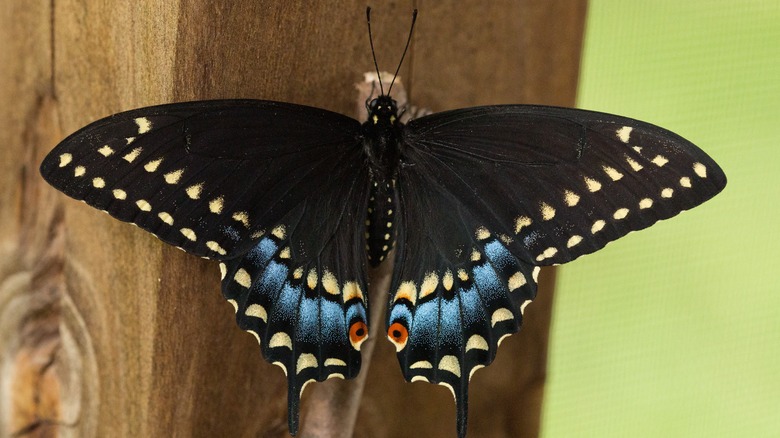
[0,1,586,436]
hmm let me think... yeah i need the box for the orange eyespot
[349,321,369,351]
[387,322,409,352]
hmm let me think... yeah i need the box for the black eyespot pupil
[356,328,365,337]
[392,330,402,338]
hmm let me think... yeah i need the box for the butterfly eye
[349,321,369,351]
[387,322,409,351]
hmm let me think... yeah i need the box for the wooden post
[0,1,585,436]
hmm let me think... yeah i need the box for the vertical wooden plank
[1,1,585,437]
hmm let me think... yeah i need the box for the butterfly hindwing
[390,105,726,436]
[40,100,362,260]
[221,158,372,434]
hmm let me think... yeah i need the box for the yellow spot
[209,197,224,214]
[322,270,340,295]
[661,188,674,198]
[227,299,238,313]
[439,382,456,400]
[245,304,267,321]
[382,245,388,251]
[342,281,364,302]
[164,169,183,184]
[585,177,602,192]
[466,335,489,352]
[632,146,643,154]
[680,177,692,188]
[327,373,345,380]
[97,145,114,157]
[438,355,461,378]
[232,211,250,228]
[125,137,136,144]
[180,227,197,241]
[639,198,653,209]
[442,270,454,291]
[616,126,632,143]
[540,202,556,220]
[219,263,227,280]
[296,353,318,374]
[206,241,227,255]
[651,155,669,167]
[470,249,481,261]
[384,233,391,240]
[419,272,439,299]
[279,247,291,259]
[113,189,127,200]
[144,158,163,172]
[136,199,151,211]
[536,247,558,262]
[74,166,86,177]
[626,156,643,171]
[567,235,583,248]
[324,358,347,367]
[234,268,251,288]
[91,178,105,188]
[272,225,286,239]
[185,183,203,199]
[520,299,532,315]
[564,190,580,207]
[591,220,606,234]
[613,208,629,219]
[508,271,526,291]
[388,209,393,215]
[58,153,73,167]
[307,269,318,290]
[514,216,532,234]
[491,308,514,327]
[394,281,417,305]
[410,361,433,369]
[603,165,624,181]
[469,364,485,381]
[135,117,152,134]
[293,267,304,279]
[475,226,490,240]
[532,266,541,282]
[269,332,292,349]
[386,221,392,228]
[157,212,174,225]
[247,330,261,346]
[693,162,707,178]
[497,333,512,347]
[411,375,429,383]
[122,147,142,163]
[458,269,469,282]
[273,361,288,376]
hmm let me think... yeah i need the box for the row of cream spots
[509,126,711,264]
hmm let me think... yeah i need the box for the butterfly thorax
[362,95,401,266]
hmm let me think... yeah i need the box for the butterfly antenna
[388,9,418,95]
[366,7,385,96]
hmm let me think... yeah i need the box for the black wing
[388,105,726,437]
[40,100,372,433]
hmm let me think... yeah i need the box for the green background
[542,1,780,437]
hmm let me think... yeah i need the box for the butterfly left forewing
[40,100,362,259]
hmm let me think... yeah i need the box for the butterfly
[39,7,726,438]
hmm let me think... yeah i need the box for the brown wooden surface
[0,1,586,437]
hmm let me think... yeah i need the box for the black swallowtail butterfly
[39,8,726,438]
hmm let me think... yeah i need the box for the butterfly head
[367,95,399,126]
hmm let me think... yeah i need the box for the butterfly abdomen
[366,179,397,266]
